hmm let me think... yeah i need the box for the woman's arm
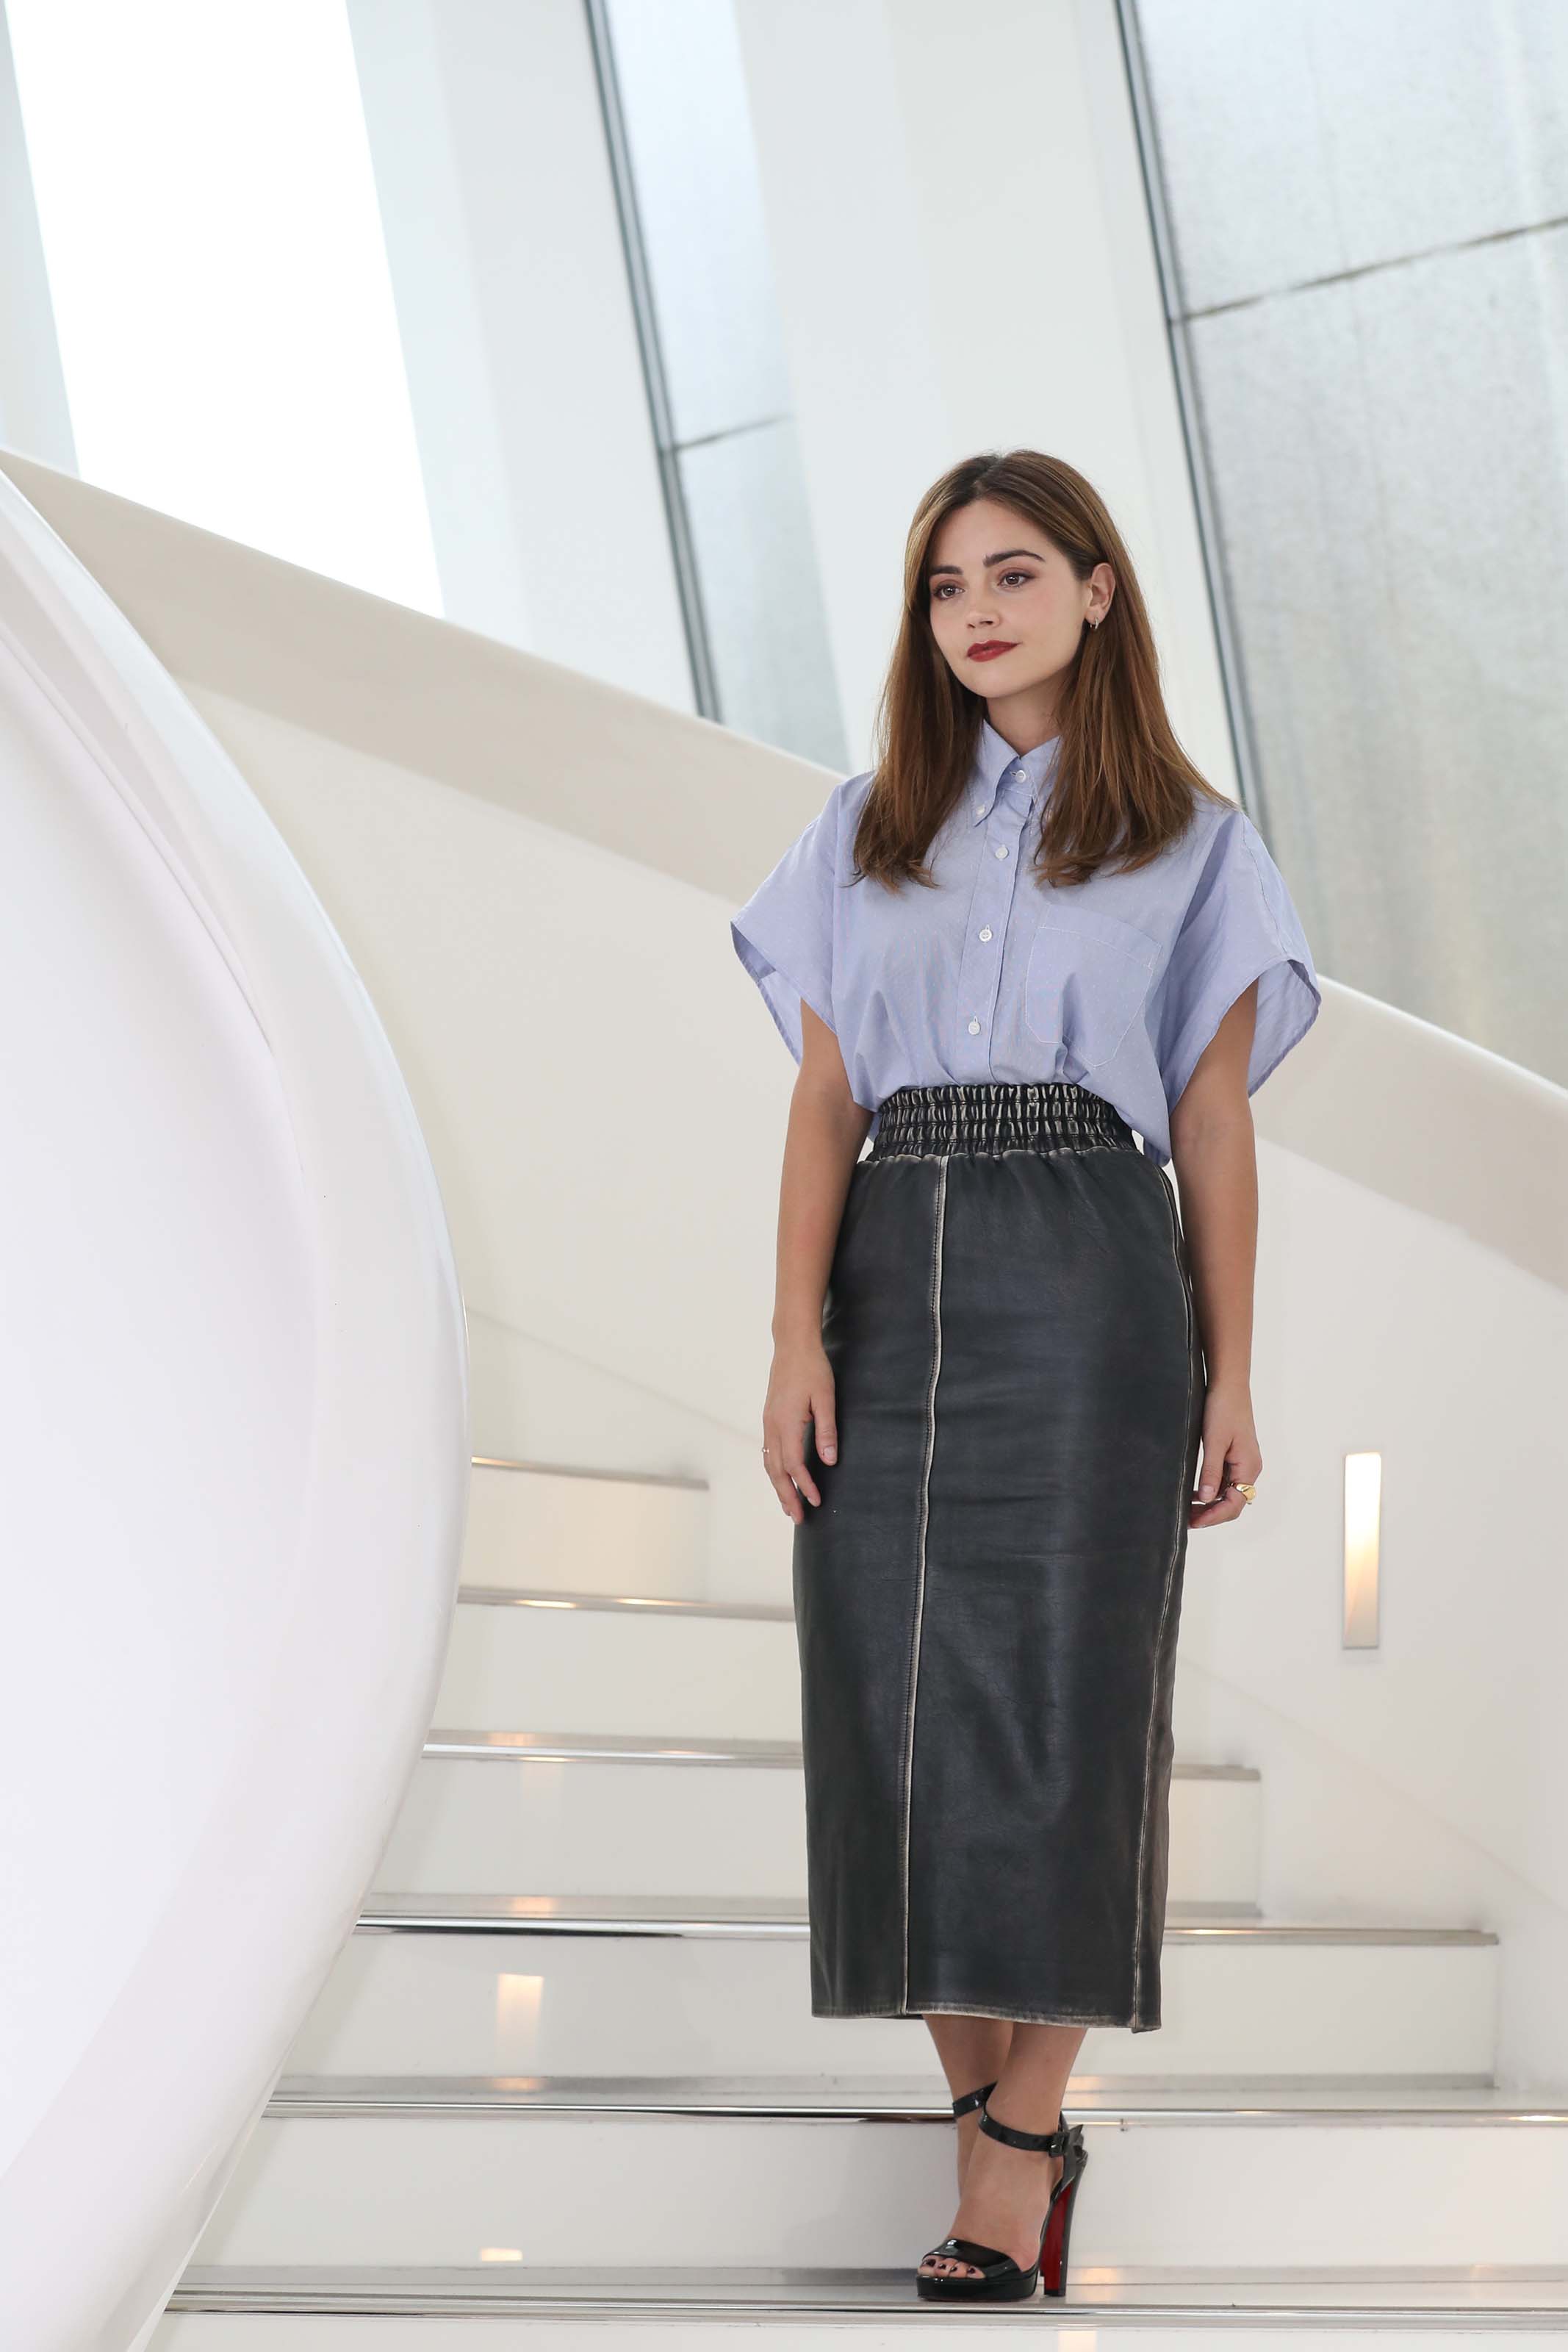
[761,1001,872,1524]
[1168,979,1262,1532]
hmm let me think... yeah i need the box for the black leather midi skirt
[793,1080,1205,2032]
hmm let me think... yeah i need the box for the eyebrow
[927,548,1046,578]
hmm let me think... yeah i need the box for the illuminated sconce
[1342,1452,1381,1648]
[497,1971,544,2061]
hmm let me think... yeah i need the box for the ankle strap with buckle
[977,2104,1071,2156]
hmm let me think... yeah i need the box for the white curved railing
[0,469,470,2348]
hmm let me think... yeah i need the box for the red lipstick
[967,640,1016,662]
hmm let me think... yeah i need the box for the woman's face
[925,498,1111,714]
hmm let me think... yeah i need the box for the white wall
[1172,1150,1568,2093]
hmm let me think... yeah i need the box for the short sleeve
[1154,806,1322,1114]
[730,778,843,1064]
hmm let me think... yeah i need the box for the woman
[729,450,1320,2303]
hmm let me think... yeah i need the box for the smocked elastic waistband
[866,1081,1138,1161]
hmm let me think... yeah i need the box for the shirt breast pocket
[1022,903,1160,1078]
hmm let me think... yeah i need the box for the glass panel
[1135,0,1568,313]
[602,0,790,444]
[601,0,844,761]
[1129,0,1568,1083]
[680,418,848,772]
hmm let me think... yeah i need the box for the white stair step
[184,2087,1568,2270]
[436,1588,800,1738]
[158,2260,1568,2344]
[373,1735,1262,1907]
[464,1460,708,1599]
[290,1903,1498,2083]
[438,1589,1224,1754]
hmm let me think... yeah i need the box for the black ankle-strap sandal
[916,2101,1090,2303]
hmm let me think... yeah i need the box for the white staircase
[157,1460,1568,2344]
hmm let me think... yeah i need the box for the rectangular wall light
[1343,1451,1382,1648]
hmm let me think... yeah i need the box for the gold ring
[1233,1480,1256,1504]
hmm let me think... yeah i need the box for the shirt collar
[971,717,1061,823]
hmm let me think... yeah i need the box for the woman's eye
[930,569,1035,601]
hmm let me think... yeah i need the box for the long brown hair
[852,449,1231,892]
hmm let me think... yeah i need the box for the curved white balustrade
[0,469,470,2348]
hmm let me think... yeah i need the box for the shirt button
[967,1018,982,1034]
[993,844,1008,859]
[974,798,986,814]
[979,925,993,941]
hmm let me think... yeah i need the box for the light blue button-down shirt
[730,717,1321,1164]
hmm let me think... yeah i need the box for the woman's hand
[1169,986,1263,1539]
[762,1341,838,1523]
[1190,1377,1260,1531]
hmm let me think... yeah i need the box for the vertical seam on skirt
[900,1152,948,2012]
[1132,1162,1196,2023]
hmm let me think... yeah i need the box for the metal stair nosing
[470,1456,708,1492]
[417,1725,1266,1776]
[353,1891,1498,1946]
[165,2260,1568,2323]
[261,2073,1566,2123]
[458,1582,794,1621]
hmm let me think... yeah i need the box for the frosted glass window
[602,0,846,769]
[7,0,439,611]
[602,0,789,444]
[1128,0,1568,1083]
[681,418,845,772]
